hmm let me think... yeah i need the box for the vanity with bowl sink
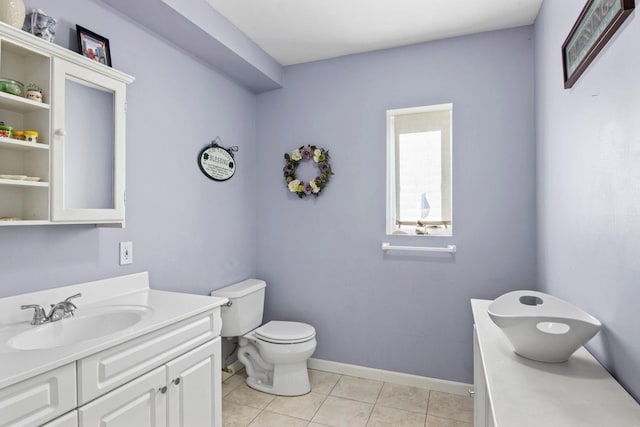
[471,296,640,427]
[0,272,228,427]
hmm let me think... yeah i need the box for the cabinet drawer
[0,363,76,427]
[42,411,78,427]
[78,366,165,427]
[77,309,220,404]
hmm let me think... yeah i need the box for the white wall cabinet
[0,22,133,226]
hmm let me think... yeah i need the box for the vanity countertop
[471,299,640,427]
[0,272,228,390]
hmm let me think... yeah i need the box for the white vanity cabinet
[79,339,221,427]
[0,314,222,427]
[76,308,222,427]
[472,327,493,427]
[0,274,226,427]
[0,22,133,226]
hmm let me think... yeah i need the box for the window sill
[390,225,453,237]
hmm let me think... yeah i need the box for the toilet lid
[255,321,316,344]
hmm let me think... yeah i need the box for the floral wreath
[283,144,333,198]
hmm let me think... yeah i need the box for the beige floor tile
[330,376,383,404]
[309,369,341,395]
[376,382,430,414]
[312,396,374,427]
[223,374,246,397]
[427,391,473,424]
[308,424,331,427]
[225,383,276,409]
[265,391,327,420]
[248,411,308,427]
[222,400,261,427]
[366,405,426,427]
[426,414,473,427]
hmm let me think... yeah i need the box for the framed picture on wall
[76,25,112,67]
[562,0,634,89]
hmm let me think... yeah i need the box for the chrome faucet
[21,293,82,325]
[20,304,48,325]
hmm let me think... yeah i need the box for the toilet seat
[255,320,315,344]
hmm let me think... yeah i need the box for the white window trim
[386,103,453,236]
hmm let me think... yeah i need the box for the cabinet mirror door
[51,58,126,222]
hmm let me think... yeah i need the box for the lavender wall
[255,27,537,383]
[0,0,258,297]
[535,1,640,400]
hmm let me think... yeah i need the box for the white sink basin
[488,290,601,363]
[9,305,152,350]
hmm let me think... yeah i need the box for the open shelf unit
[0,35,50,223]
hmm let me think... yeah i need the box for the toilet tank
[210,279,266,337]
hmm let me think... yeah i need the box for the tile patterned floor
[222,368,473,427]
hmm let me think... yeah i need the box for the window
[386,104,452,236]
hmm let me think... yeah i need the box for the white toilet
[211,279,317,396]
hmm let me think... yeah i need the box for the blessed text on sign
[199,146,235,181]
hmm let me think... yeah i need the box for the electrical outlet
[120,241,133,265]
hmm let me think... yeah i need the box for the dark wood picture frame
[562,0,635,89]
[76,25,112,67]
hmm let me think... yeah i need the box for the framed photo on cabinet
[76,25,112,67]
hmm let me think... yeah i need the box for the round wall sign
[198,145,236,181]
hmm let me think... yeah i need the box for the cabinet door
[42,411,78,427]
[0,363,76,427]
[473,327,486,427]
[50,58,126,222]
[78,366,166,427]
[166,338,221,427]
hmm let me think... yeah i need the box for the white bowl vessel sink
[9,305,152,350]
[488,290,601,363]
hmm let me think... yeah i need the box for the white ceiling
[206,0,543,66]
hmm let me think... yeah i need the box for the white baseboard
[307,358,472,397]
[223,357,471,397]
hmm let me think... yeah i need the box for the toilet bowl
[210,279,317,396]
[238,321,316,395]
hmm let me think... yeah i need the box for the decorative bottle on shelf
[420,192,431,219]
[0,0,25,29]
